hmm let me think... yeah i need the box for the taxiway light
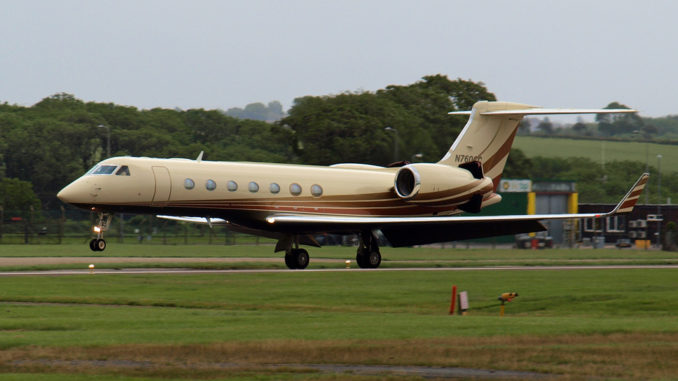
[88,264,95,274]
[345,260,351,269]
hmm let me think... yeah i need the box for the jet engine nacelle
[393,163,492,205]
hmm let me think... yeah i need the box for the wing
[265,173,649,247]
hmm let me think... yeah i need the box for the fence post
[58,206,65,244]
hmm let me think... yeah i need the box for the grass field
[0,245,677,380]
[514,136,678,173]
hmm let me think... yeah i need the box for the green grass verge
[514,135,678,173]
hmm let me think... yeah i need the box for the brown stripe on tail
[614,173,649,214]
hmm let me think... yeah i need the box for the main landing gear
[280,231,382,270]
[356,231,381,269]
[89,213,112,252]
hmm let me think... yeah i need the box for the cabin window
[290,183,302,196]
[184,178,195,190]
[115,166,130,176]
[92,165,117,175]
[249,181,259,193]
[270,183,280,194]
[311,184,323,197]
[227,180,238,192]
[206,179,216,191]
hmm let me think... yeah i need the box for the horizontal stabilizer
[449,108,637,116]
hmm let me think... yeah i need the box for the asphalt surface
[0,264,676,277]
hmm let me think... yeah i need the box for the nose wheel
[89,238,107,251]
[90,213,112,252]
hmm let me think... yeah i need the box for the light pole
[384,126,398,162]
[657,154,662,247]
[98,124,111,158]
[634,129,650,204]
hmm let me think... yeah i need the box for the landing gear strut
[356,231,381,269]
[90,213,112,252]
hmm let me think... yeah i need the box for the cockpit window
[91,165,117,175]
[115,166,130,176]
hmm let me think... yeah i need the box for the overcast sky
[1,0,677,117]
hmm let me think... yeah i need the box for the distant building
[478,179,577,245]
[578,203,677,247]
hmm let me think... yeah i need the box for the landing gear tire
[89,238,106,252]
[356,250,381,269]
[285,248,309,270]
[367,251,381,268]
[356,231,382,269]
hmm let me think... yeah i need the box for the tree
[0,177,41,212]
[536,118,553,134]
[503,149,533,178]
[518,118,531,135]
[281,75,496,166]
[597,102,642,136]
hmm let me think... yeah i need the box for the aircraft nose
[57,183,77,204]
[57,180,91,204]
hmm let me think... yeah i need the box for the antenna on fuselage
[196,151,204,162]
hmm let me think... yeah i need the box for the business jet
[57,101,648,269]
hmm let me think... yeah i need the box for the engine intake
[393,163,493,205]
[394,165,421,199]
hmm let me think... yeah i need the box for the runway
[0,264,676,277]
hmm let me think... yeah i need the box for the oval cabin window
[227,180,238,192]
[249,181,259,193]
[270,183,280,194]
[290,183,302,196]
[206,179,216,191]
[184,178,195,190]
[311,184,323,197]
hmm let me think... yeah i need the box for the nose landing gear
[90,213,112,252]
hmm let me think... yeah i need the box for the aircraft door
[151,166,172,206]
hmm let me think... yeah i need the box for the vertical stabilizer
[440,101,534,190]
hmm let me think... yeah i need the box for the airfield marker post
[458,291,469,315]
[449,285,457,315]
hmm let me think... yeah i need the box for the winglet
[609,173,650,215]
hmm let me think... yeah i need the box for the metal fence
[0,208,271,246]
